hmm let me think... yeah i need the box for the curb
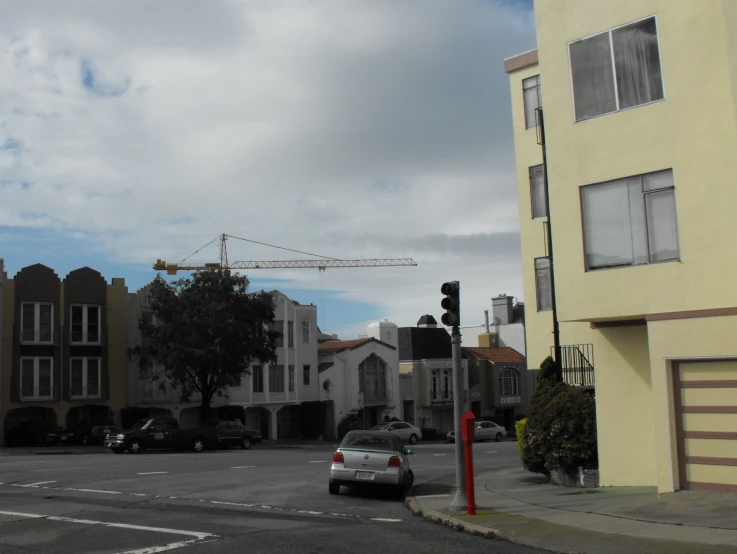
[405,497,501,539]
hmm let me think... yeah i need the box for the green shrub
[515,418,527,461]
[522,356,598,475]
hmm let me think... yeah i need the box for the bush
[515,418,527,461]
[522,356,598,475]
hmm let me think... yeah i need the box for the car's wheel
[111,447,125,454]
[192,438,205,453]
[495,433,503,442]
[409,434,418,445]
[128,440,142,454]
[404,469,414,490]
[241,436,252,450]
[328,481,340,495]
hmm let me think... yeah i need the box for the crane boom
[153,258,417,274]
[153,234,417,275]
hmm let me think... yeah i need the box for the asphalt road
[0,439,542,553]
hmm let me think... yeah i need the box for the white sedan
[447,421,508,443]
[373,422,423,445]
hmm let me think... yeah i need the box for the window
[442,369,451,399]
[534,257,552,311]
[142,377,169,400]
[431,370,438,400]
[252,365,264,393]
[288,365,295,392]
[20,357,53,399]
[20,302,53,343]
[270,320,284,348]
[569,16,664,121]
[303,364,311,386]
[499,368,519,396]
[70,305,101,344]
[529,165,547,218]
[287,321,294,348]
[302,321,310,343]
[269,365,285,393]
[358,355,387,401]
[581,169,679,270]
[523,75,541,128]
[70,357,101,398]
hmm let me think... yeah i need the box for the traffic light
[440,281,460,327]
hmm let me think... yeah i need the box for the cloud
[0,0,536,336]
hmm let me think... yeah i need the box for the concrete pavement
[408,465,737,553]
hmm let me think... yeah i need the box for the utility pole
[536,107,563,382]
[441,281,468,511]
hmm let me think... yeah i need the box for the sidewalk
[408,466,737,553]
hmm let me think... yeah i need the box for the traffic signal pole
[449,325,468,512]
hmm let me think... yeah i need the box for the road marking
[137,472,169,475]
[230,465,256,469]
[117,538,208,554]
[485,451,497,454]
[18,480,57,487]
[432,454,446,457]
[370,518,402,523]
[415,494,449,499]
[308,460,328,463]
[129,493,149,497]
[65,488,122,494]
[210,500,255,508]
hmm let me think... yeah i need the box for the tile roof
[317,337,396,354]
[462,347,525,364]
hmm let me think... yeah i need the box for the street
[0,439,542,553]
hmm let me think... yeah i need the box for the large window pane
[71,359,84,397]
[38,359,52,397]
[22,304,35,341]
[582,179,635,268]
[303,364,311,386]
[269,365,284,393]
[570,33,617,120]
[87,358,100,397]
[523,75,541,129]
[71,306,84,341]
[39,304,52,342]
[21,359,35,397]
[534,257,552,312]
[612,17,664,110]
[646,189,679,262]
[87,306,100,342]
[529,165,547,218]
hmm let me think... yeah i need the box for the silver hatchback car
[329,431,415,496]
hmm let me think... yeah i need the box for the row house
[317,319,401,440]
[1,264,128,446]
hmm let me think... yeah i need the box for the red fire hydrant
[461,411,476,515]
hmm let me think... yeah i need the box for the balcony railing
[431,390,453,403]
[70,328,106,345]
[553,344,595,388]
[361,390,393,404]
[19,330,58,345]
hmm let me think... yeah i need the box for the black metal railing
[552,344,595,388]
[70,328,106,345]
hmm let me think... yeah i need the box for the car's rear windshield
[341,434,396,451]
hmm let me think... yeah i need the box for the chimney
[492,294,514,326]
[484,310,490,333]
[417,314,438,328]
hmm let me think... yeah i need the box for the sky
[0,0,537,340]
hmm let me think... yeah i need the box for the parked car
[64,419,120,445]
[104,417,259,453]
[447,420,508,443]
[329,430,414,497]
[373,421,423,444]
[6,420,64,447]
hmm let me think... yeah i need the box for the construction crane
[153,234,418,275]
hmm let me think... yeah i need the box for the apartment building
[506,0,737,493]
[1,264,128,444]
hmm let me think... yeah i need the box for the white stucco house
[462,294,526,356]
[317,321,401,440]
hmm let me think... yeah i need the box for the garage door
[673,360,737,492]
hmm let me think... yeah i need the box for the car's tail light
[332,451,344,464]
[388,456,401,468]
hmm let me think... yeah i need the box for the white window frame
[499,368,520,396]
[20,302,54,344]
[535,257,553,312]
[20,357,54,400]
[70,304,102,344]
[523,74,541,129]
[568,14,665,122]
[302,321,310,343]
[70,357,102,399]
[529,164,547,219]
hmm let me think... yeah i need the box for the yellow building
[506,0,737,493]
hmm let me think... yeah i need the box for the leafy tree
[130,271,280,422]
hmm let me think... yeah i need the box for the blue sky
[0,0,536,339]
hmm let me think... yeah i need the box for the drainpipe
[536,107,563,382]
